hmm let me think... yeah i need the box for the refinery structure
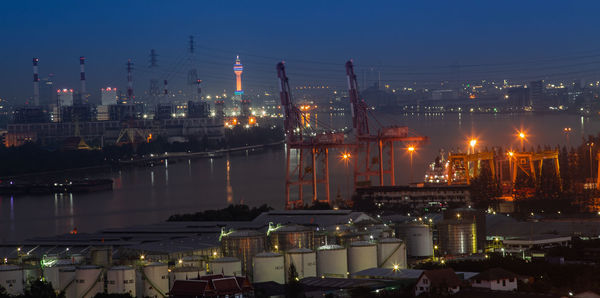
[4,38,264,148]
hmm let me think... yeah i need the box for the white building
[414,268,461,296]
[57,88,74,106]
[470,267,518,291]
[101,87,118,106]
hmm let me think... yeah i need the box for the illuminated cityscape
[2,2,600,297]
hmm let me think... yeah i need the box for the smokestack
[163,79,168,97]
[79,56,86,95]
[33,58,40,106]
[127,59,134,103]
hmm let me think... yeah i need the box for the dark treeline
[167,204,273,221]
[471,134,600,213]
[0,125,283,177]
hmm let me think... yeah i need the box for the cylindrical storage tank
[253,252,284,284]
[316,245,347,278]
[169,267,205,290]
[395,223,433,257]
[377,238,407,269]
[75,265,103,298]
[209,257,242,276]
[347,241,377,274]
[443,208,486,253]
[438,220,477,255]
[0,265,23,296]
[269,225,315,252]
[58,267,76,298]
[139,263,169,298]
[106,266,135,297]
[221,230,265,275]
[43,266,59,291]
[22,265,40,287]
[90,247,113,267]
[285,248,316,281]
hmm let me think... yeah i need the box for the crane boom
[277,62,303,144]
[346,60,369,136]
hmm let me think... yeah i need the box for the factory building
[5,117,224,147]
[355,185,471,211]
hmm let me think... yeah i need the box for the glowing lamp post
[408,146,415,183]
[518,131,526,151]
[469,139,477,154]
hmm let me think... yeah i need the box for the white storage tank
[377,238,407,269]
[316,245,347,278]
[253,252,284,284]
[58,267,76,298]
[107,266,136,297]
[0,265,23,296]
[285,248,316,281]
[395,223,433,257]
[169,266,205,290]
[43,266,60,292]
[209,257,242,276]
[138,263,168,298]
[75,265,103,298]
[347,241,377,274]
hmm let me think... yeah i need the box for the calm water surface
[1,112,598,242]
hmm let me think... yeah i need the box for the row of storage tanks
[216,222,436,283]
[0,223,437,296]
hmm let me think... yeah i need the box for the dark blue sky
[2,0,600,103]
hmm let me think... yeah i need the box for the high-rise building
[101,87,118,106]
[234,55,244,96]
[529,80,543,108]
[57,89,74,106]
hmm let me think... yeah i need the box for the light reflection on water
[0,112,599,242]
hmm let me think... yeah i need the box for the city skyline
[3,1,600,102]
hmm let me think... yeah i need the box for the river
[1,112,598,242]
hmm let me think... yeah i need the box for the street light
[408,146,415,183]
[587,142,595,182]
[469,139,477,154]
[564,127,572,146]
[518,131,526,151]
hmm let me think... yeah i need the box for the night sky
[2,0,600,103]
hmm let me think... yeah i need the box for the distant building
[529,80,544,109]
[354,185,471,211]
[101,87,118,106]
[187,101,210,118]
[12,106,48,124]
[57,88,74,107]
[431,90,457,101]
[470,268,518,291]
[507,87,530,109]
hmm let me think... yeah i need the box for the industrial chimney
[33,58,40,106]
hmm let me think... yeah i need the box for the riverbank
[0,140,284,180]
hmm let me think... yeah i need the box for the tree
[469,162,499,209]
[285,263,304,298]
[20,279,61,298]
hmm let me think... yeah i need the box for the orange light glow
[408,146,415,152]
[469,139,477,147]
[248,116,256,125]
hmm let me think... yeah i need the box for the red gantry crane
[345,60,428,188]
[277,62,346,209]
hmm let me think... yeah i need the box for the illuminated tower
[234,55,243,96]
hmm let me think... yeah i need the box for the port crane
[345,60,428,188]
[277,62,346,209]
